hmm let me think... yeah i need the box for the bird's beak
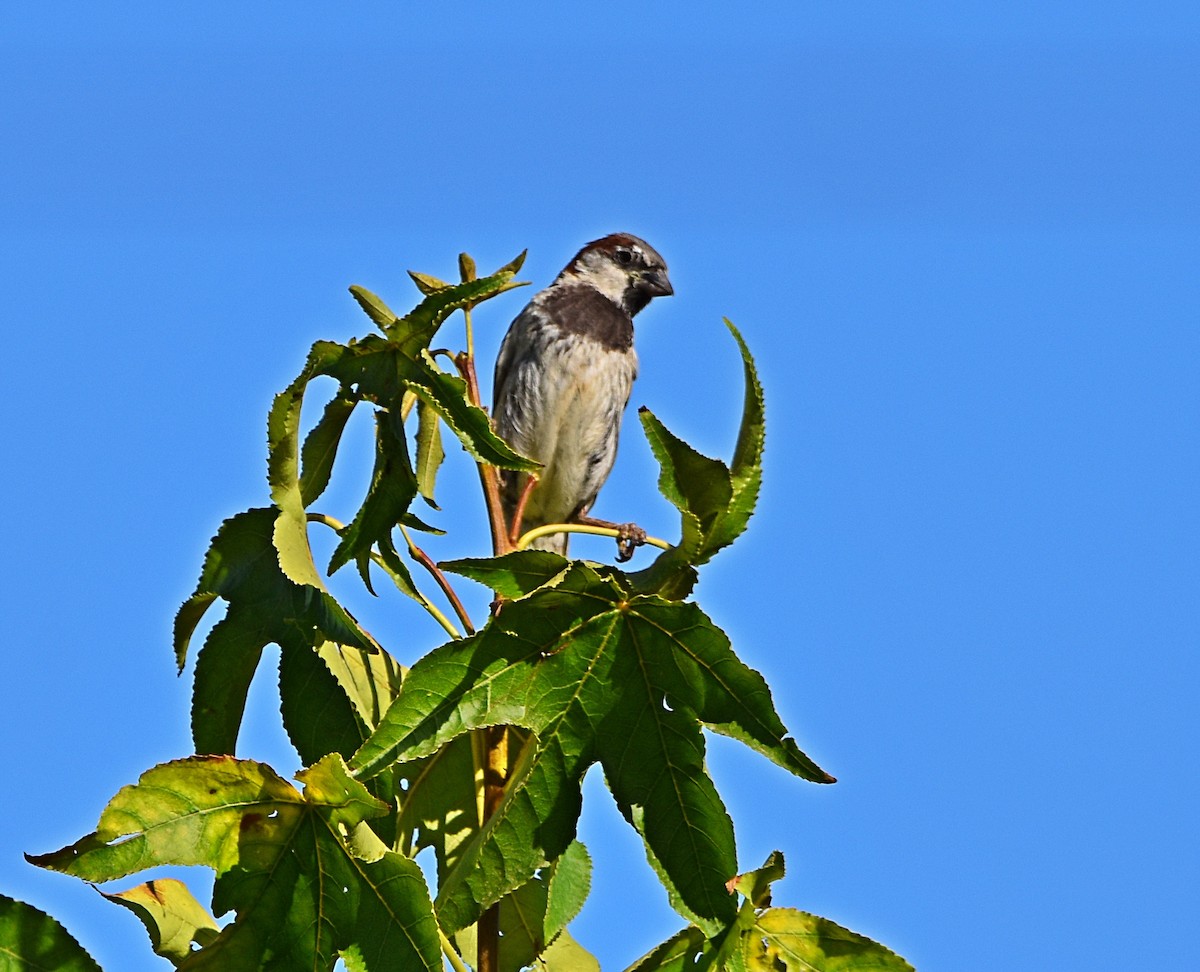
[640,268,674,297]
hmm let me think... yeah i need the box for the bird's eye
[614,247,634,266]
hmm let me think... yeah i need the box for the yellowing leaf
[626,903,914,972]
[743,909,914,972]
[102,879,219,965]
[28,755,441,971]
[408,270,452,295]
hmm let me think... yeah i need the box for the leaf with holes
[627,852,913,972]
[453,840,593,972]
[740,910,915,972]
[351,562,831,936]
[28,755,441,972]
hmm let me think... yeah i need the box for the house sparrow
[492,233,673,560]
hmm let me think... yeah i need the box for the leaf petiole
[439,926,470,972]
[307,512,462,640]
[514,523,672,553]
[400,526,475,636]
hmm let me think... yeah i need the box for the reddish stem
[455,351,513,556]
[453,348,510,972]
[407,537,475,636]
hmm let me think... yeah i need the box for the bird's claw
[615,523,647,563]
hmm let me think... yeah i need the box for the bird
[492,233,673,561]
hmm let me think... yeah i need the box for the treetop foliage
[12,248,911,972]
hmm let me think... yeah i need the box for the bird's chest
[540,332,637,440]
[516,331,637,521]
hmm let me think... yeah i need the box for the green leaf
[268,342,348,590]
[279,642,373,767]
[631,320,766,598]
[101,879,219,966]
[730,850,786,908]
[348,285,399,330]
[28,755,442,972]
[395,733,483,874]
[268,332,531,590]
[382,260,530,355]
[393,724,531,889]
[638,407,729,558]
[317,639,406,732]
[351,563,830,935]
[189,616,266,758]
[441,550,571,599]
[278,638,407,840]
[543,840,592,942]
[405,350,538,472]
[28,756,355,881]
[0,893,102,972]
[495,249,528,277]
[724,320,765,498]
[402,509,444,534]
[407,271,452,296]
[533,930,600,972]
[623,543,699,602]
[626,877,914,972]
[453,840,592,972]
[328,408,418,575]
[309,336,530,472]
[175,508,378,755]
[300,392,358,507]
[414,397,445,507]
[263,259,535,610]
[265,335,411,596]
[624,925,708,972]
[457,252,477,282]
[173,592,217,670]
[621,599,832,784]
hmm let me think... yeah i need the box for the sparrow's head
[557,233,674,316]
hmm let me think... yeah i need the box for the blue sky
[2,4,1197,970]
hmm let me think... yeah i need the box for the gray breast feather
[493,306,638,532]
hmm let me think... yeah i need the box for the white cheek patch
[569,258,629,306]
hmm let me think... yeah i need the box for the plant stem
[463,303,476,364]
[439,926,471,972]
[401,526,475,636]
[477,722,509,972]
[507,471,539,546]
[306,512,461,639]
[516,522,672,552]
[453,325,510,972]
[454,350,512,556]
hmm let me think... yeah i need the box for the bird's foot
[614,522,647,562]
[576,514,647,562]
[571,516,648,561]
